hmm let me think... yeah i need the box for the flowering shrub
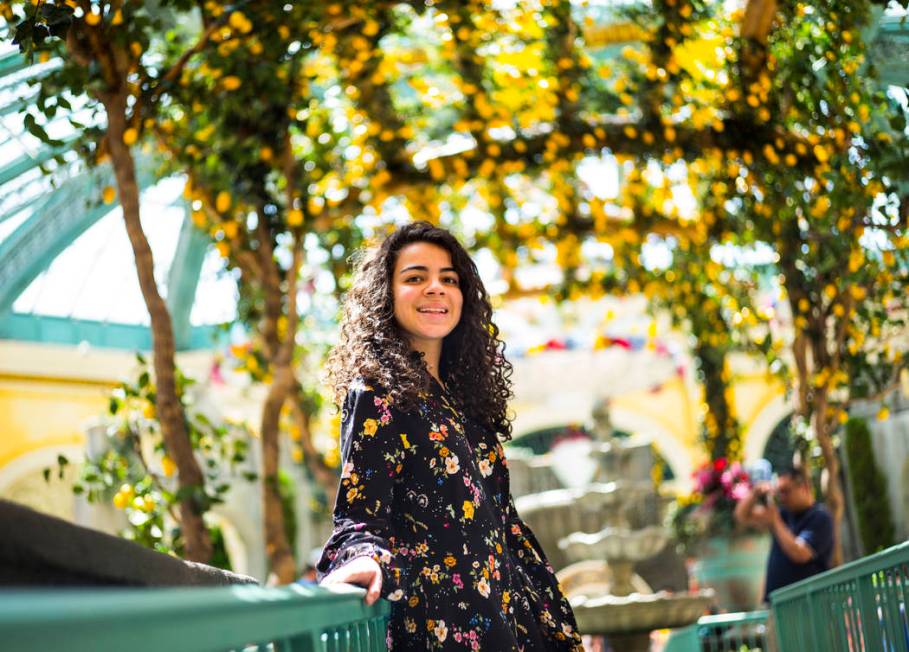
[668,457,756,552]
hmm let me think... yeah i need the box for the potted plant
[668,458,770,612]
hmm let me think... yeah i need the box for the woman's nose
[425,277,445,294]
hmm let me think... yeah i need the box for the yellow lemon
[123,128,138,146]
[102,186,116,204]
[229,11,247,30]
[85,11,101,26]
[287,209,304,227]
[222,76,242,91]
[215,191,232,213]
[161,455,177,477]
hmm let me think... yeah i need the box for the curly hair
[325,221,514,441]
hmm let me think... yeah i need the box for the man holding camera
[734,465,834,602]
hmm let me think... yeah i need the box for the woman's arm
[316,384,408,603]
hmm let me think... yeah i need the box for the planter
[690,533,770,612]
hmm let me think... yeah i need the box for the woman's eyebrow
[399,265,458,274]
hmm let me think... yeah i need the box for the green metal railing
[771,539,909,651]
[0,583,390,652]
[693,611,769,651]
[664,611,769,652]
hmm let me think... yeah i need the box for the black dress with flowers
[317,380,583,651]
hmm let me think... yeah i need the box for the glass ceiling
[12,176,237,326]
[0,8,906,351]
[0,39,237,351]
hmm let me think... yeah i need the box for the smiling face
[392,241,464,355]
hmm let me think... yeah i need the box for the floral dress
[317,379,584,651]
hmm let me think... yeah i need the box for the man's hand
[750,488,779,529]
[320,556,383,605]
[735,481,773,529]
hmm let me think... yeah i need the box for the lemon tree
[2,0,230,563]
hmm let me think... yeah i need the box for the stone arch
[207,473,267,580]
[0,445,85,522]
[207,509,257,578]
[742,392,793,464]
[610,407,694,486]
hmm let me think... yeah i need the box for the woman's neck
[410,338,443,385]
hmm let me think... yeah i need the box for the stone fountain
[509,400,713,651]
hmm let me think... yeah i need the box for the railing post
[288,630,324,652]
[858,573,884,651]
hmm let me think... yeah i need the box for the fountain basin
[558,525,670,564]
[557,559,652,599]
[514,482,658,569]
[569,589,715,635]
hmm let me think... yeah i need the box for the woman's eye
[444,277,460,285]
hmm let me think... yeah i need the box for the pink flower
[731,482,750,501]
[720,470,733,490]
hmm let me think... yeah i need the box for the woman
[318,222,583,651]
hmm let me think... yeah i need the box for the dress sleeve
[316,384,407,601]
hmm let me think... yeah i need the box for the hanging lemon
[215,191,232,213]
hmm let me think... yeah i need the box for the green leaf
[42,467,51,483]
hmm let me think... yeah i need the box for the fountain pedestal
[510,406,713,647]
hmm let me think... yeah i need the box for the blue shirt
[764,502,833,601]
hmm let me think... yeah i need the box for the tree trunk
[694,342,739,461]
[290,379,340,506]
[260,364,297,583]
[257,235,303,584]
[103,94,212,563]
[814,390,844,567]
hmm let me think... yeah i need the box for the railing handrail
[0,584,390,652]
[696,609,770,626]
[770,539,909,603]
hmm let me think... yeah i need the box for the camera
[750,459,773,506]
